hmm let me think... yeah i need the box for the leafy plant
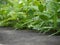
[0,0,60,36]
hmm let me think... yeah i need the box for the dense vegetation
[0,0,60,35]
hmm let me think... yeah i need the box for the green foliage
[0,0,60,35]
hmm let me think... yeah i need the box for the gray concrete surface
[0,28,60,45]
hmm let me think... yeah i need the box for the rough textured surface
[0,28,60,45]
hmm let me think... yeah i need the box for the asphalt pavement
[0,28,60,45]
